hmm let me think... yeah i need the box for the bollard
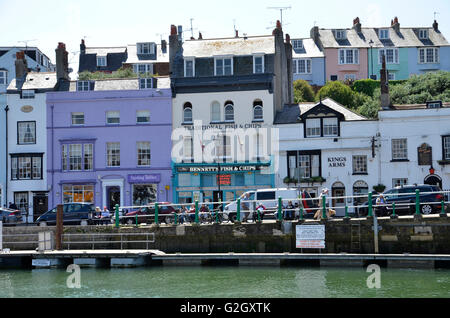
[174,211,178,226]
[392,202,396,217]
[415,189,420,215]
[322,195,327,219]
[257,209,261,222]
[155,203,159,225]
[236,198,241,222]
[300,207,304,221]
[278,197,282,221]
[195,201,199,224]
[441,201,446,215]
[115,204,120,228]
[215,209,219,224]
[345,205,349,218]
[368,192,373,217]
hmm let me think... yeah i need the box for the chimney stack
[161,39,167,53]
[391,17,400,33]
[353,17,362,33]
[433,20,439,31]
[169,24,183,78]
[80,39,86,55]
[235,30,239,38]
[15,51,28,80]
[55,42,69,81]
[380,55,392,110]
[198,32,203,40]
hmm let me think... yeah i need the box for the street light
[369,39,374,79]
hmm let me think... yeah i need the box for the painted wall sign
[184,123,263,131]
[128,174,161,183]
[328,157,346,168]
[177,165,262,173]
[296,225,325,249]
[21,105,33,113]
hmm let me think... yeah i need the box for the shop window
[62,185,94,203]
[132,184,157,206]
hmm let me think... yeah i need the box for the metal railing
[62,233,156,250]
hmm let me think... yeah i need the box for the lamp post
[369,39,374,79]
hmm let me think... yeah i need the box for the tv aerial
[267,6,291,26]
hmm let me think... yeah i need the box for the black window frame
[17,121,36,145]
[10,153,44,181]
[304,117,341,138]
[443,135,450,161]
[286,150,322,180]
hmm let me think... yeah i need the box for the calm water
[0,267,449,298]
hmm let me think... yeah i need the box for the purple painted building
[46,77,172,211]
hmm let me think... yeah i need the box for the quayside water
[0,267,449,298]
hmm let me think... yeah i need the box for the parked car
[119,203,177,225]
[0,207,23,224]
[358,184,444,216]
[36,203,96,226]
[223,188,314,222]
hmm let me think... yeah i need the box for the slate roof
[292,38,324,58]
[274,97,366,124]
[392,102,450,110]
[79,46,128,73]
[317,27,449,48]
[60,76,171,92]
[182,35,275,58]
[125,43,169,64]
[7,72,57,91]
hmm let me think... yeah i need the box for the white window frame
[77,81,91,91]
[17,121,36,144]
[106,111,120,125]
[71,112,85,126]
[133,64,153,75]
[352,155,368,174]
[184,58,195,77]
[293,59,312,74]
[136,110,150,124]
[224,104,234,122]
[21,90,35,99]
[106,142,121,167]
[253,55,265,74]
[344,74,356,82]
[393,178,408,188]
[419,29,429,40]
[214,56,233,76]
[0,70,7,85]
[388,73,396,80]
[338,49,359,65]
[96,56,107,67]
[334,30,346,40]
[139,78,154,89]
[379,48,399,64]
[379,29,389,40]
[211,101,221,123]
[137,43,156,55]
[137,142,151,167]
[418,48,439,64]
[183,106,193,124]
[305,118,321,138]
[322,117,338,137]
[392,139,408,160]
[292,39,303,50]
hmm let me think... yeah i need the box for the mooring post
[115,204,120,228]
[155,202,159,225]
[440,200,447,217]
[300,207,304,221]
[415,189,420,216]
[195,200,199,224]
[236,198,241,223]
[368,192,373,217]
[278,197,283,221]
[322,195,327,220]
[55,204,63,250]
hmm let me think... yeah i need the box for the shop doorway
[33,192,48,222]
[107,187,121,212]
[213,191,223,211]
[332,182,346,217]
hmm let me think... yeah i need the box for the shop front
[128,174,160,207]
[173,162,275,205]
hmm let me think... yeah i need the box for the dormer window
[21,90,35,99]
[379,29,389,40]
[133,64,153,74]
[184,58,195,77]
[137,43,156,55]
[292,40,303,49]
[305,117,339,138]
[77,81,91,91]
[253,55,264,74]
[419,29,429,39]
[96,56,107,67]
[334,30,346,40]
[0,70,7,85]
[426,101,442,109]
[214,57,233,76]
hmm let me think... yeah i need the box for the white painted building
[275,98,450,216]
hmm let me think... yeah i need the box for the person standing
[241,193,250,222]
[375,194,387,216]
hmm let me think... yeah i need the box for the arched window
[211,101,221,122]
[253,100,263,121]
[183,102,192,123]
[224,101,234,122]
[418,143,432,166]
[353,180,369,208]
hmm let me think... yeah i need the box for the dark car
[358,184,444,216]
[36,203,96,226]
[0,207,23,224]
[120,203,177,225]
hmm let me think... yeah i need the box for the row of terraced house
[0,18,450,222]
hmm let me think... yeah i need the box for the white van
[223,188,302,222]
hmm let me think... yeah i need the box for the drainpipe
[4,105,8,208]
[51,104,54,208]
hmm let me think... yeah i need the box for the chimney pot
[235,30,239,38]
[276,20,282,30]
[198,32,203,40]
[170,25,177,35]
[286,34,291,44]
[433,20,439,31]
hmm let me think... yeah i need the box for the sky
[1,0,449,78]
